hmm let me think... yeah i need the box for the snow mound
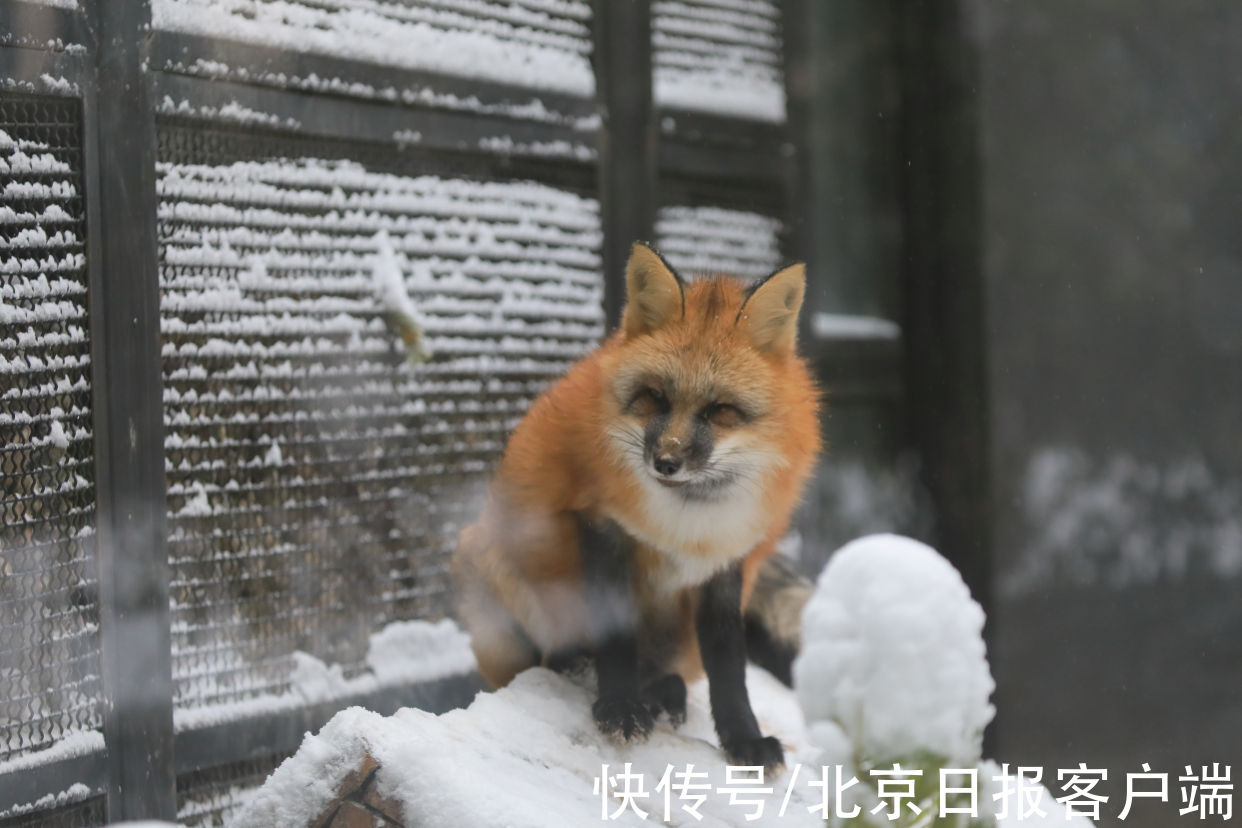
[795,534,995,768]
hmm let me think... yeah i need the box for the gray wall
[974,2,1242,822]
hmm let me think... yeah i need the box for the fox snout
[651,431,688,478]
[646,422,709,481]
[653,453,682,477]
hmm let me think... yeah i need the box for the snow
[0,783,93,821]
[37,74,77,95]
[0,730,103,777]
[176,482,213,517]
[0,118,99,763]
[653,0,787,122]
[1005,447,1242,594]
[656,205,783,279]
[172,619,475,732]
[156,160,602,505]
[162,56,585,124]
[233,535,1088,827]
[365,620,475,685]
[156,96,302,130]
[150,0,594,97]
[812,313,902,341]
[477,135,597,161]
[795,534,995,768]
[158,155,601,719]
[234,666,825,828]
[46,416,70,448]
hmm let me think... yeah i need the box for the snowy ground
[233,535,1092,827]
[237,666,821,827]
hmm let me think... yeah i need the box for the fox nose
[653,455,682,477]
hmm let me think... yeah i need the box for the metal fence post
[83,0,177,819]
[779,0,812,331]
[896,0,992,617]
[592,0,656,330]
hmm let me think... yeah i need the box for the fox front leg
[578,516,653,742]
[699,563,784,769]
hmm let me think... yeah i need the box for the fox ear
[623,243,684,337]
[739,263,806,354]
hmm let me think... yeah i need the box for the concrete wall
[973,2,1242,822]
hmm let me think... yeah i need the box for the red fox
[452,243,820,767]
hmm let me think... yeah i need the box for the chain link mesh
[155,124,603,714]
[0,94,101,766]
[175,752,292,827]
[0,795,104,828]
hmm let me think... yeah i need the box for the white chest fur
[619,474,768,593]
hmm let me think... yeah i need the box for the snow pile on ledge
[151,0,594,97]
[173,619,475,732]
[234,666,824,827]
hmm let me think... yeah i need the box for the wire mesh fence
[0,0,802,823]
[0,795,104,828]
[156,128,603,716]
[0,95,101,767]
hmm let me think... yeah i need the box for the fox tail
[744,553,813,686]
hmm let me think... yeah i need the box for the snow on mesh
[653,0,786,122]
[656,204,783,279]
[151,0,594,97]
[0,117,101,763]
[158,156,602,715]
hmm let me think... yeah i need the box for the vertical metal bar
[82,0,177,820]
[896,0,992,614]
[779,0,814,346]
[592,0,656,330]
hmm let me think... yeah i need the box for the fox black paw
[593,695,654,742]
[643,673,687,726]
[721,735,784,770]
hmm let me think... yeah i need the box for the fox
[452,242,820,768]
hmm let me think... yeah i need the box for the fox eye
[703,402,744,428]
[629,386,669,417]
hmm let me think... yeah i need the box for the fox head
[604,243,816,504]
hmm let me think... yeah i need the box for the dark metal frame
[592,0,655,329]
[894,0,991,617]
[85,0,178,819]
[1,0,993,821]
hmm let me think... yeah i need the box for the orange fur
[452,245,821,688]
